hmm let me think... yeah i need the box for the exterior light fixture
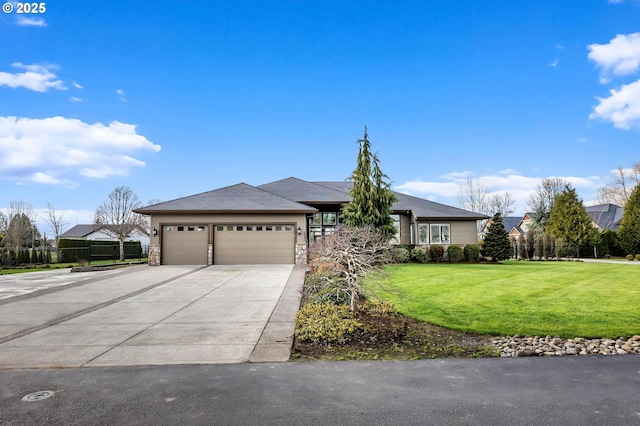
[297,227,302,235]
[153,227,158,237]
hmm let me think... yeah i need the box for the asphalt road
[1,356,639,425]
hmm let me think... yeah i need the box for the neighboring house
[59,224,150,247]
[481,213,533,240]
[134,177,487,266]
[585,204,624,232]
[480,204,624,241]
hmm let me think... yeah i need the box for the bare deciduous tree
[43,202,68,245]
[94,186,144,261]
[488,192,515,217]
[527,177,568,233]
[308,226,391,311]
[595,163,640,206]
[458,176,489,215]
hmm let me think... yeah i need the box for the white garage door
[162,225,208,265]
[214,224,294,264]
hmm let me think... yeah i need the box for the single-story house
[585,204,624,232]
[59,224,150,248]
[134,177,488,266]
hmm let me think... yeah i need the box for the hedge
[57,239,142,262]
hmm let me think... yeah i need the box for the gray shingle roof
[59,224,102,238]
[135,183,317,213]
[258,177,351,204]
[136,178,487,220]
[502,216,525,235]
[315,181,488,220]
[585,203,624,231]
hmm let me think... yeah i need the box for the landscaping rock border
[492,334,640,357]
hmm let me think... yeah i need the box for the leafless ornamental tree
[43,202,68,245]
[596,163,640,206]
[488,192,516,217]
[458,176,489,215]
[527,177,568,233]
[94,186,144,261]
[308,226,391,311]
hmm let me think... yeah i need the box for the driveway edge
[249,265,305,362]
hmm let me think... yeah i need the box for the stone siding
[148,244,161,266]
[295,243,307,265]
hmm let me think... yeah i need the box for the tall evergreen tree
[618,184,640,255]
[342,127,397,237]
[546,185,596,257]
[482,212,512,261]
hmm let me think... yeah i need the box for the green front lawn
[370,261,640,338]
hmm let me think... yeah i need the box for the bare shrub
[308,226,391,311]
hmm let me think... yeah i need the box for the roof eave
[133,208,317,215]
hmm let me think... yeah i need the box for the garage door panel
[214,225,294,265]
[162,225,208,265]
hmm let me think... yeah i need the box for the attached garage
[162,225,208,265]
[214,224,294,264]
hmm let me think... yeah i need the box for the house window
[177,226,184,232]
[418,224,429,244]
[323,213,337,226]
[246,226,253,231]
[227,225,234,231]
[410,223,415,244]
[430,224,450,244]
[266,225,273,231]
[198,226,205,232]
[237,226,243,231]
[390,214,400,244]
[276,225,282,231]
[217,226,224,231]
[285,225,292,231]
[165,226,174,232]
[256,226,263,231]
[310,213,322,225]
[188,226,195,231]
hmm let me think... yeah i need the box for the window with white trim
[418,224,429,244]
[430,224,450,244]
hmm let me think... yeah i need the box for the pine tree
[546,185,596,258]
[342,127,397,237]
[482,212,512,261]
[618,184,640,256]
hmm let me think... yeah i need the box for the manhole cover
[21,391,55,402]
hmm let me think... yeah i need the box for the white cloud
[394,172,602,215]
[0,62,66,92]
[15,17,47,27]
[72,80,83,89]
[588,33,640,83]
[70,96,83,102]
[0,116,161,184]
[116,88,127,102]
[590,79,640,129]
[550,59,559,67]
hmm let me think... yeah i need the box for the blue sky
[1,0,640,234]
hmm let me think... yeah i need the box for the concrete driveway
[0,265,304,369]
